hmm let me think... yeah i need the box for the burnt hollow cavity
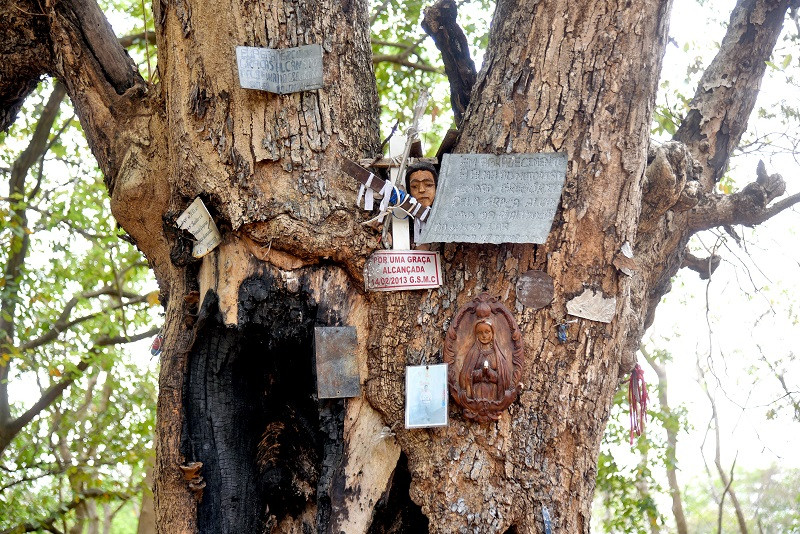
[181,272,432,532]
[181,274,346,532]
[368,452,429,534]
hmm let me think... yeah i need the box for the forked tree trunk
[2,0,796,531]
[143,0,672,529]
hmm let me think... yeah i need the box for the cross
[341,91,436,250]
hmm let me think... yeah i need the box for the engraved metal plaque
[516,270,555,309]
[418,153,568,244]
[236,45,323,94]
[314,327,361,399]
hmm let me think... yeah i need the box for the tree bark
[1,0,798,531]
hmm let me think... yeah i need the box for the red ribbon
[628,363,648,444]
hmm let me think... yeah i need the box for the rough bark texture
[1,0,798,531]
[363,0,674,530]
[0,0,52,131]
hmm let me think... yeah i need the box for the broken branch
[421,0,477,128]
[682,250,722,279]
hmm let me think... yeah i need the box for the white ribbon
[356,174,376,211]
[377,182,396,222]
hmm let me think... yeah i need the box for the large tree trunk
[1,0,797,531]
[365,0,673,531]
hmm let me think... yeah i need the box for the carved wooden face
[475,322,493,345]
[408,170,436,208]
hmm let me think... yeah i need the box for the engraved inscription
[418,153,568,244]
[236,45,323,94]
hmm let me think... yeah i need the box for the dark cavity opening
[182,274,344,532]
[368,452,429,534]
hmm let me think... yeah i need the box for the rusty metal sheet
[516,270,555,309]
[314,327,361,399]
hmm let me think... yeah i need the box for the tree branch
[0,327,158,454]
[688,162,800,232]
[371,54,442,74]
[118,31,157,48]
[19,287,148,352]
[1,82,68,427]
[421,0,477,128]
[47,0,153,194]
[0,0,52,131]
[682,250,722,279]
[641,347,689,534]
[700,367,749,534]
[0,489,131,534]
[673,0,795,190]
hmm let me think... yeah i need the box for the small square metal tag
[314,327,361,399]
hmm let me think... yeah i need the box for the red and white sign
[364,250,443,292]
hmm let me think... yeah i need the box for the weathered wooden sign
[314,327,361,399]
[176,197,222,258]
[417,153,568,244]
[516,270,555,309]
[364,250,442,291]
[405,363,448,429]
[236,44,323,94]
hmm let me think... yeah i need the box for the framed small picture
[405,364,448,429]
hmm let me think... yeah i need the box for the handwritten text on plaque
[176,198,222,258]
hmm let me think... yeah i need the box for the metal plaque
[566,289,617,323]
[236,45,323,94]
[516,270,555,309]
[364,250,443,292]
[314,327,360,399]
[418,153,567,244]
[405,363,448,429]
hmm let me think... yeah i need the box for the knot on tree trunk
[640,142,702,231]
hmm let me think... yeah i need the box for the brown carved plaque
[444,293,524,423]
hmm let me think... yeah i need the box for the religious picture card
[405,364,448,429]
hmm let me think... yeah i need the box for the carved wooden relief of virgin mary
[444,293,524,423]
